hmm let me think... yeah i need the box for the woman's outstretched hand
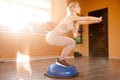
[98,16,102,22]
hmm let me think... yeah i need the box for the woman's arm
[72,22,78,38]
[71,16,102,25]
[71,15,102,22]
[76,19,101,25]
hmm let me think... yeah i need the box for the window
[0,0,52,33]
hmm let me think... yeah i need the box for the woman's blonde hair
[67,2,79,14]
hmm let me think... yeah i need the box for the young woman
[46,2,102,66]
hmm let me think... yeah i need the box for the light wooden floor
[0,57,120,80]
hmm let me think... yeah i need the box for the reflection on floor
[0,57,120,80]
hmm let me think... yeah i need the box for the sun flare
[0,0,52,33]
[16,51,32,79]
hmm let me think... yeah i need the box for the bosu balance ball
[45,62,79,79]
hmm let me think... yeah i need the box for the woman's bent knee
[68,39,75,48]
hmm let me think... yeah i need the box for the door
[88,8,108,57]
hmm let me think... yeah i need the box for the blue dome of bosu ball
[45,62,79,79]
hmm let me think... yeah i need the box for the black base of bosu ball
[44,62,79,79]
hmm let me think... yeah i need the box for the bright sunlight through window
[0,0,52,33]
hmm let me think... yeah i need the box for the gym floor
[0,57,120,80]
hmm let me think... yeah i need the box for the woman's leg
[47,36,75,66]
[48,36,75,59]
[59,37,75,60]
[46,33,75,66]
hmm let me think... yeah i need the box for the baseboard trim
[109,57,120,59]
[0,56,74,63]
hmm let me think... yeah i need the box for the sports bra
[55,20,73,33]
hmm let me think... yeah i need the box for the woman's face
[73,3,81,14]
